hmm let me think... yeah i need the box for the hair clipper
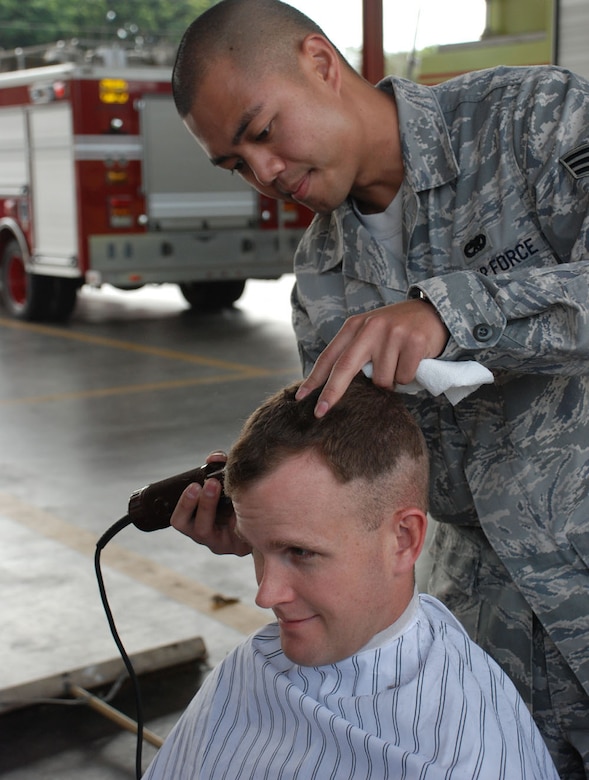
[128,462,233,532]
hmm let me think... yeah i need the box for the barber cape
[143,594,558,780]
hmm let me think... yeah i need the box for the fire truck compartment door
[29,102,77,260]
[139,95,256,227]
[0,107,28,194]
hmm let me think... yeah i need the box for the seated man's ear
[391,508,428,573]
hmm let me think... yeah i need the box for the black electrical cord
[95,515,145,780]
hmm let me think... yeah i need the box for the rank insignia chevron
[560,143,589,179]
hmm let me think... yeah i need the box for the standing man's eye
[256,125,271,141]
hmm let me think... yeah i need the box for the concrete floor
[0,276,434,778]
[0,277,302,778]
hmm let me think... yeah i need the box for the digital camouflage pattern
[292,66,589,722]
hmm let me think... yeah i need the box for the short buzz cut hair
[224,374,430,520]
[172,0,333,118]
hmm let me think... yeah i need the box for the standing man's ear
[299,34,342,92]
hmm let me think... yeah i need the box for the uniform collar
[308,76,459,274]
[378,75,459,192]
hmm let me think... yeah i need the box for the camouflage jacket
[292,66,589,695]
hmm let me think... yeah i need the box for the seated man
[143,376,558,780]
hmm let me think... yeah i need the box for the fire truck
[0,42,311,321]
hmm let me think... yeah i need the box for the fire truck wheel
[179,280,246,310]
[1,240,78,322]
[43,277,79,322]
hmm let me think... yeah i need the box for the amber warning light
[99,78,129,104]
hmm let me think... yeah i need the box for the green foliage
[0,0,216,51]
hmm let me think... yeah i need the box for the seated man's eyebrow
[233,525,312,553]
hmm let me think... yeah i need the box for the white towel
[362,359,494,405]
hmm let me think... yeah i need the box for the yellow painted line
[0,316,301,406]
[0,367,300,406]
[0,491,267,636]
[0,316,267,373]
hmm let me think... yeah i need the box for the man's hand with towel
[363,359,494,405]
[295,298,452,417]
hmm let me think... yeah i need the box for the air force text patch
[560,143,589,179]
[477,237,539,276]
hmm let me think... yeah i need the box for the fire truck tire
[179,280,246,310]
[1,240,78,322]
[43,277,79,322]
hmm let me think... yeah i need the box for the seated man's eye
[290,547,315,560]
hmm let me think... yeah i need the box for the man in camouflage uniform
[171,1,589,775]
[291,67,589,778]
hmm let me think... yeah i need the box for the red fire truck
[0,44,311,321]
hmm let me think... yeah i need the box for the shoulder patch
[560,143,589,179]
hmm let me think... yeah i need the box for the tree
[0,0,216,52]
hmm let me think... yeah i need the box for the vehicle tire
[43,276,79,322]
[1,240,78,322]
[1,239,47,320]
[179,280,246,310]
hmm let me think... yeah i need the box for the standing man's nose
[248,150,285,188]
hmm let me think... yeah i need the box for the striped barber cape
[143,594,558,780]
